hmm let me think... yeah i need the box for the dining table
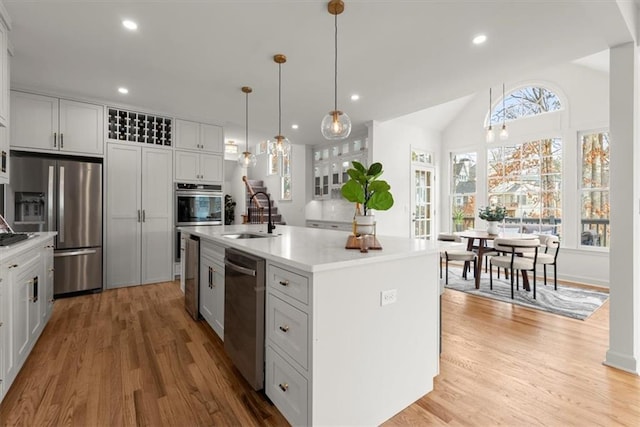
[457,230,538,290]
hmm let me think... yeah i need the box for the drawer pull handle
[279,325,290,333]
[278,383,289,392]
[279,280,289,287]
[9,264,18,269]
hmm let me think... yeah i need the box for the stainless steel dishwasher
[224,247,266,390]
[184,234,200,320]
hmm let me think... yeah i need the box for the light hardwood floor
[1,280,639,426]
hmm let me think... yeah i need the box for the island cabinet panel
[199,239,225,339]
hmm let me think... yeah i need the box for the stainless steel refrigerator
[5,151,103,295]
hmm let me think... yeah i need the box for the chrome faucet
[248,191,275,234]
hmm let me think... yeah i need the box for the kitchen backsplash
[306,199,354,222]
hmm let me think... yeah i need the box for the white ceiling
[4,0,636,145]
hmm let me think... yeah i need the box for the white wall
[440,62,611,286]
[370,120,441,237]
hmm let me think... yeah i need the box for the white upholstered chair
[438,233,477,285]
[527,234,560,289]
[489,237,540,299]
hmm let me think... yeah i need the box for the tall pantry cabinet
[106,143,173,288]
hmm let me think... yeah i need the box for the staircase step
[247,179,263,187]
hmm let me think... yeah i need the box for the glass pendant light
[486,87,495,143]
[321,0,351,140]
[238,86,257,168]
[499,83,509,140]
[268,54,291,156]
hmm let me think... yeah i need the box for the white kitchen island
[181,224,440,426]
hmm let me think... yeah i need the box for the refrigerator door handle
[54,249,98,257]
[48,165,55,234]
[59,166,65,243]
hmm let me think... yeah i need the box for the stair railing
[242,176,265,224]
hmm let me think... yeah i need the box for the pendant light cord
[334,12,338,112]
[278,62,282,136]
[245,91,249,153]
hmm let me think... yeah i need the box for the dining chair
[437,233,476,285]
[489,237,540,299]
[528,235,560,289]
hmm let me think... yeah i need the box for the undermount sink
[222,232,277,239]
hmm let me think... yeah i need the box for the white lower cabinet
[1,235,55,404]
[199,240,225,339]
[0,261,9,399]
[265,262,311,425]
[106,143,173,288]
[265,345,308,427]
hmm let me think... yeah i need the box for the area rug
[443,267,609,320]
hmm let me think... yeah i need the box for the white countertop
[0,232,57,260]
[180,224,439,273]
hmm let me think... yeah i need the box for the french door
[411,165,435,239]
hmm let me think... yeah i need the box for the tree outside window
[451,152,477,231]
[580,131,609,248]
[488,138,562,235]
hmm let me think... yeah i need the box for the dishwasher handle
[224,258,257,277]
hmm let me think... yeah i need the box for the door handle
[59,166,65,243]
[137,209,141,223]
[33,276,38,303]
[54,249,97,257]
[48,165,54,234]
[53,132,57,147]
[142,210,146,222]
[60,133,64,148]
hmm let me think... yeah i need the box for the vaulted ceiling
[4,0,636,144]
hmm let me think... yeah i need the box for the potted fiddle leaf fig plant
[341,161,394,235]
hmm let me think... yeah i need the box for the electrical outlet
[380,289,397,306]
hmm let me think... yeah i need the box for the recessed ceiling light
[350,94,360,101]
[472,34,487,45]
[122,20,138,31]
[291,124,299,130]
[118,87,129,94]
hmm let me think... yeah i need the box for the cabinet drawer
[267,294,308,370]
[268,265,309,305]
[265,346,308,427]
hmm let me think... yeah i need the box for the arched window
[486,85,564,236]
[490,86,562,125]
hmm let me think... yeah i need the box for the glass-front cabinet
[312,136,368,200]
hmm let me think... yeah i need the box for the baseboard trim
[604,350,639,375]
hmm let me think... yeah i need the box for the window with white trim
[579,130,609,248]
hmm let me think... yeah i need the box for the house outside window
[451,152,477,231]
[579,130,610,248]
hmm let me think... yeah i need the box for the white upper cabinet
[200,123,223,153]
[10,91,104,156]
[175,119,223,153]
[174,150,223,184]
[0,11,9,128]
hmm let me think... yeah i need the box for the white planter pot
[355,214,375,235]
[486,221,499,235]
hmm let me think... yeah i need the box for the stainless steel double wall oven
[174,183,222,262]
